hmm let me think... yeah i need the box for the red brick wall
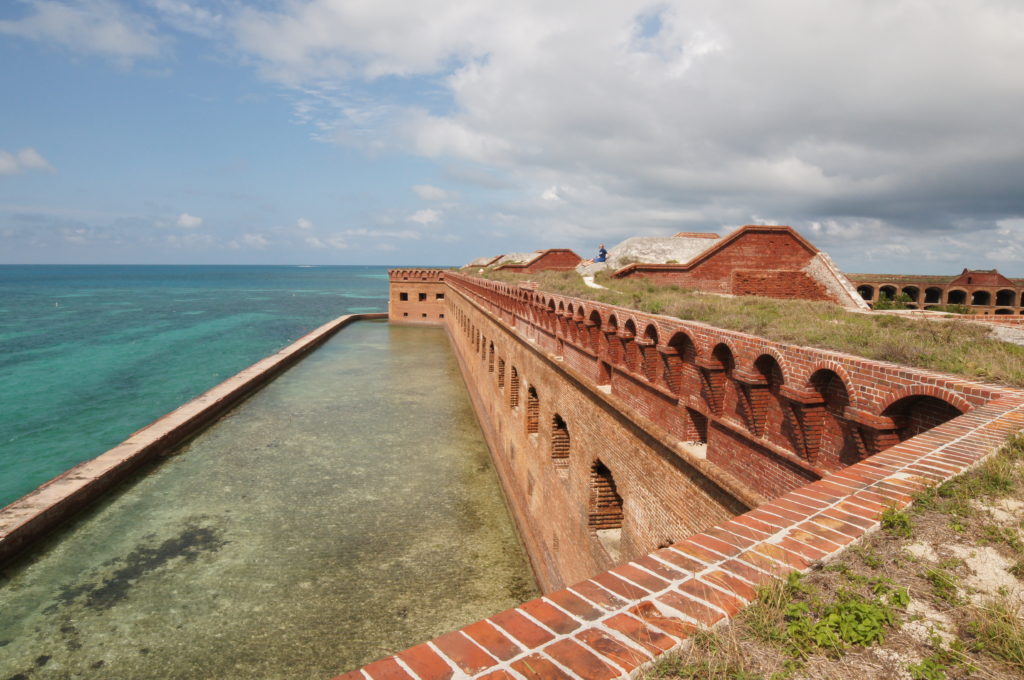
[616,229,830,300]
[445,272,1002,510]
[498,250,583,274]
[447,286,746,592]
[732,270,831,301]
[388,269,447,325]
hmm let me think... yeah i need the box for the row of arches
[452,303,625,546]
[856,283,1024,310]
[452,275,969,473]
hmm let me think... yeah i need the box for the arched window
[551,414,569,469]
[588,460,623,530]
[509,367,519,407]
[947,290,967,305]
[526,386,540,433]
[856,285,874,300]
[924,287,942,304]
[996,289,1015,307]
[971,290,991,306]
[488,342,495,372]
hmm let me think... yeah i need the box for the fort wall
[336,272,1024,680]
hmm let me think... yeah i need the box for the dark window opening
[399,292,408,301]
[551,414,569,469]
[526,386,539,433]
[418,293,427,301]
[588,460,623,530]
[510,367,520,407]
[436,293,445,300]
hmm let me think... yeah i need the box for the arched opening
[879,285,897,301]
[809,369,858,467]
[588,309,603,350]
[924,287,942,304]
[882,395,963,442]
[856,285,874,301]
[605,314,620,364]
[641,324,660,383]
[589,459,623,560]
[526,386,539,434]
[971,290,991,306]
[995,308,1013,315]
[1021,291,1024,307]
[509,367,520,408]
[622,319,640,372]
[497,358,505,389]
[700,343,734,415]
[551,414,570,469]
[996,289,1015,306]
[744,354,784,436]
[488,342,494,372]
[664,331,696,395]
[901,286,919,303]
[947,289,967,305]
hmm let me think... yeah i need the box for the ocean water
[0,321,537,678]
[0,265,391,507]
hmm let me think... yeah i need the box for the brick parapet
[341,268,1024,677]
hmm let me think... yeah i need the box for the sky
[1,0,1024,272]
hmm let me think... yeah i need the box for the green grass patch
[474,270,1024,387]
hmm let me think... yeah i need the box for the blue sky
[2,1,1024,272]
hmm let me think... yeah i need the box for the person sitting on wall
[594,244,607,263]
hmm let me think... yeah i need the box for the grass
[473,269,1024,387]
[645,433,1024,680]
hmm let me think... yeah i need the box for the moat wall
[353,270,1024,680]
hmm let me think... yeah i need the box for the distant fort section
[848,268,1024,315]
[467,225,869,310]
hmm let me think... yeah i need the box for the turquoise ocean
[0,265,393,507]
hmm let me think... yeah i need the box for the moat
[0,321,537,679]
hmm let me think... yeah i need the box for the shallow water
[0,265,391,507]
[0,321,537,679]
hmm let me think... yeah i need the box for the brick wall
[389,269,447,325]
[336,272,1024,679]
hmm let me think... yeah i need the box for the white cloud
[412,184,451,201]
[237,233,269,249]
[408,208,441,225]
[0,148,55,175]
[296,217,313,230]
[0,0,164,61]
[226,0,1024,269]
[175,212,203,229]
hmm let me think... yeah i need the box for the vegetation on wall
[475,270,1024,388]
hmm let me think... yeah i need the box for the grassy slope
[473,270,1024,388]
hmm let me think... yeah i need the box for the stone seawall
[336,272,1024,680]
[0,312,388,566]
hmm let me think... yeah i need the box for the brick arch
[798,361,860,410]
[622,318,640,372]
[881,394,964,442]
[808,368,860,466]
[749,348,792,386]
[878,385,972,419]
[640,323,660,383]
[698,342,735,415]
[947,288,967,305]
[663,330,697,396]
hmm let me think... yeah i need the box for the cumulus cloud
[408,208,441,225]
[232,232,269,249]
[412,184,451,201]
[175,212,203,229]
[0,0,164,61]
[226,0,1024,270]
[0,148,55,175]
[296,217,313,230]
